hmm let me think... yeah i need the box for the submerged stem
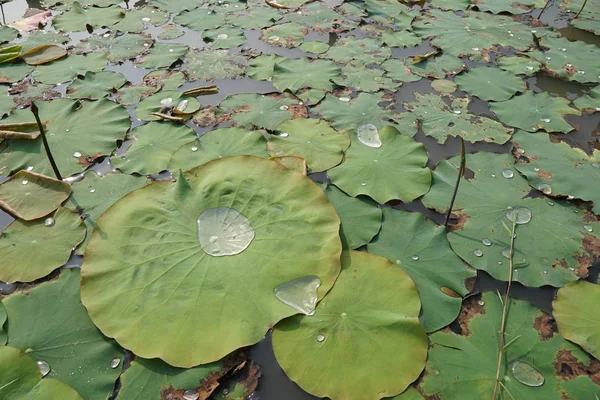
[445,138,466,227]
[492,218,517,400]
[574,0,588,18]
[537,0,551,20]
[31,102,63,181]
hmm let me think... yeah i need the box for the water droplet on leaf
[584,225,593,232]
[73,152,82,158]
[110,358,120,369]
[197,207,255,257]
[21,179,28,185]
[338,96,351,102]
[501,169,514,179]
[537,184,552,195]
[279,132,289,138]
[357,123,382,148]
[217,33,228,39]
[44,217,55,227]
[183,389,199,400]
[482,238,492,246]
[474,249,483,257]
[191,146,198,152]
[506,207,532,224]
[316,334,325,342]
[36,360,50,377]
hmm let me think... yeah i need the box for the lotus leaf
[296,88,327,105]
[52,4,125,32]
[174,9,227,31]
[66,71,127,99]
[490,91,580,133]
[0,303,5,344]
[413,10,536,58]
[0,346,82,400]
[136,91,200,121]
[20,31,70,53]
[75,33,153,63]
[245,54,285,81]
[81,155,342,366]
[368,209,475,332]
[0,26,18,44]
[0,99,129,177]
[135,43,189,69]
[0,62,34,83]
[328,126,431,204]
[5,82,60,108]
[529,35,600,84]
[381,59,422,83]
[262,22,307,48]
[283,3,358,33]
[226,6,282,29]
[4,268,122,399]
[471,0,545,14]
[268,0,311,7]
[112,122,197,175]
[431,79,457,93]
[421,292,600,399]
[202,27,246,49]
[270,156,307,175]
[405,53,465,79]
[324,36,390,67]
[21,44,67,65]
[150,0,199,13]
[168,127,269,171]
[158,25,185,40]
[272,250,427,400]
[115,84,160,106]
[421,152,600,287]
[564,0,600,34]
[405,93,513,144]
[427,0,470,9]
[333,65,394,92]
[313,92,395,131]
[574,85,600,113]
[454,67,526,102]
[0,170,70,221]
[299,41,329,54]
[512,130,600,213]
[32,53,107,84]
[381,29,421,48]
[497,55,543,77]
[113,7,170,33]
[183,49,246,81]
[323,185,382,249]
[220,93,297,130]
[272,57,340,92]
[42,0,121,7]
[554,280,600,360]
[268,118,350,172]
[364,0,415,28]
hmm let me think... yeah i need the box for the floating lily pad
[75,33,153,63]
[367,208,474,332]
[66,71,127,99]
[497,55,543,76]
[262,22,307,48]
[427,0,470,10]
[455,67,526,102]
[168,127,269,171]
[174,9,227,31]
[136,91,200,121]
[0,170,71,221]
[328,126,431,204]
[112,122,197,175]
[283,3,357,33]
[574,85,600,113]
[272,57,340,93]
[471,0,545,14]
[565,0,600,34]
[431,79,457,93]
[81,156,342,366]
[0,26,18,44]
[245,54,285,81]
[271,156,307,175]
[313,92,395,131]
[0,62,34,84]
[405,53,465,79]
[220,93,297,130]
[203,27,246,49]
[381,59,421,83]
[364,0,415,27]
[226,5,282,29]
[272,250,427,400]
[381,29,421,48]
[20,31,70,53]
[158,25,185,40]
[324,36,390,66]
[333,65,394,92]
[21,45,67,65]
[268,118,350,172]
[4,269,122,400]
[421,152,600,287]
[0,346,82,400]
[299,41,329,54]
[183,49,246,81]
[490,91,580,133]
[512,130,600,213]
[113,7,169,33]
[32,53,107,84]
[554,280,600,360]
[150,0,199,13]
[0,99,129,177]
[52,4,125,32]
[0,208,85,283]
[405,93,513,144]
[135,43,189,69]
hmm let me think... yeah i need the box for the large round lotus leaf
[471,0,545,13]
[135,43,189,69]
[262,22,306,48]
[529,35,600,84]
[380,59,421,83]
[0,346,82,400]
[202,27,246,49]
[75,33,153,63]
[151,0,198,13]
[112,122,197,175]
[328,126,431,204]
[454,67,526,102]
[490,91,580,133]
[272,57,340,93]
[381,29,421,48]
[564,0,600,34]
[52,4,125,31]
[401,53,465,80]
[20,31,70,53]
[183,49,246,81]
[512,131,600,213]
[0,26,18,44]
[272,250,427,400]
[4,269,123,400]
[421,152,600,287]
[0,170,71,221]
[168,127,269,171]
[333,65,394,92]
[0,63,34,84]
[220,93,297,130]
[268,118,350,173]
[136,91,200,121]
[6,82,61,109]
[43,0,121,7]
[226,5,282,29]
[554,280,600,360]
[574,85,600,113]
[66,71,127,100]
[32,53,107,84]
[245,54,285,81]
[0,207,85,283]
[158,25,186,40]
[112,7,170,33]
[413,10,535,58]
[323,185,382,249]
[324,36,390,67]
[368,208,475,332]
[497,55,543,77]
[0,99,130,177]
[405,93,513,144]
[313,92,395,131]
[174,9,227,31]
[284,3,357,33]
[80,156,342,366]
[364,0,415,25]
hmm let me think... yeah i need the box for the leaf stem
[445,138,466,227]
[537,0,551,20]
[31,102,63,181]
[492,217,517,400]
[574,0,588,18]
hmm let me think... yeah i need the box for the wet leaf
[136,90,200,121]
[270,156,307,175]
[112,6,169,33]
[272,57,340,92]
[283,3,358,34]
[226,5,282,29]
[75,32,153,63]
[313,92,395,131]
[183,49,246,81]
[66,71,127,99]
[497,55,543,77]
[0,62,34,84]
[0,26,19,45]
[81,156,342,366]
[158,25,185,40]
[299,40,329,54]
[174,9,227,31]
[368,208,475,332]
[272,250,427,400]
[32,53,107,84]
[471,0,545,14]
[21,44,67,65]
[574,85,600,113]
[324,36,390,66]
[52,4,125,32]
[245,54,285,81]
[381,29,421,48]
[262,22,307,48]
[135,43,189,69]
[399,53,465,80]
[150,0,199,13]
[220,93,298,130]
[333,65,393,92]
[455,66,526,102]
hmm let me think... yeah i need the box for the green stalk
[574,0,588,18]
[445,138,466,227]
[31,102,63,181]
[537,0,551,20]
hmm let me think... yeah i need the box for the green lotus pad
[66,71,127,100]
[471,0,545,14]
[135,91,200,121]
[368,208,475,332]
[262,22,307,48]
[420,292,600,399]
[4,269,123,400]
[112,7,170,33]
[497,55,543,76]
[328,126,431,204]
[554,280,600,360]
[0,170,71,221]
[268,118,350,173]
[313,92,395,131]
[454,66,526,102]
[81,156,342,367]
[272,57,340,93]
[0,346,82,400]
[512,130,600,213]
[0,207,85,283]
[183,49,246,81]
[219,93,298,130]
[324,36,390,67]
[32,53,107,84]
[52,4,125,32]
[421,152,600,287]
[75,33,153,63]
[0,304,6,345]
[272,250,427,400]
